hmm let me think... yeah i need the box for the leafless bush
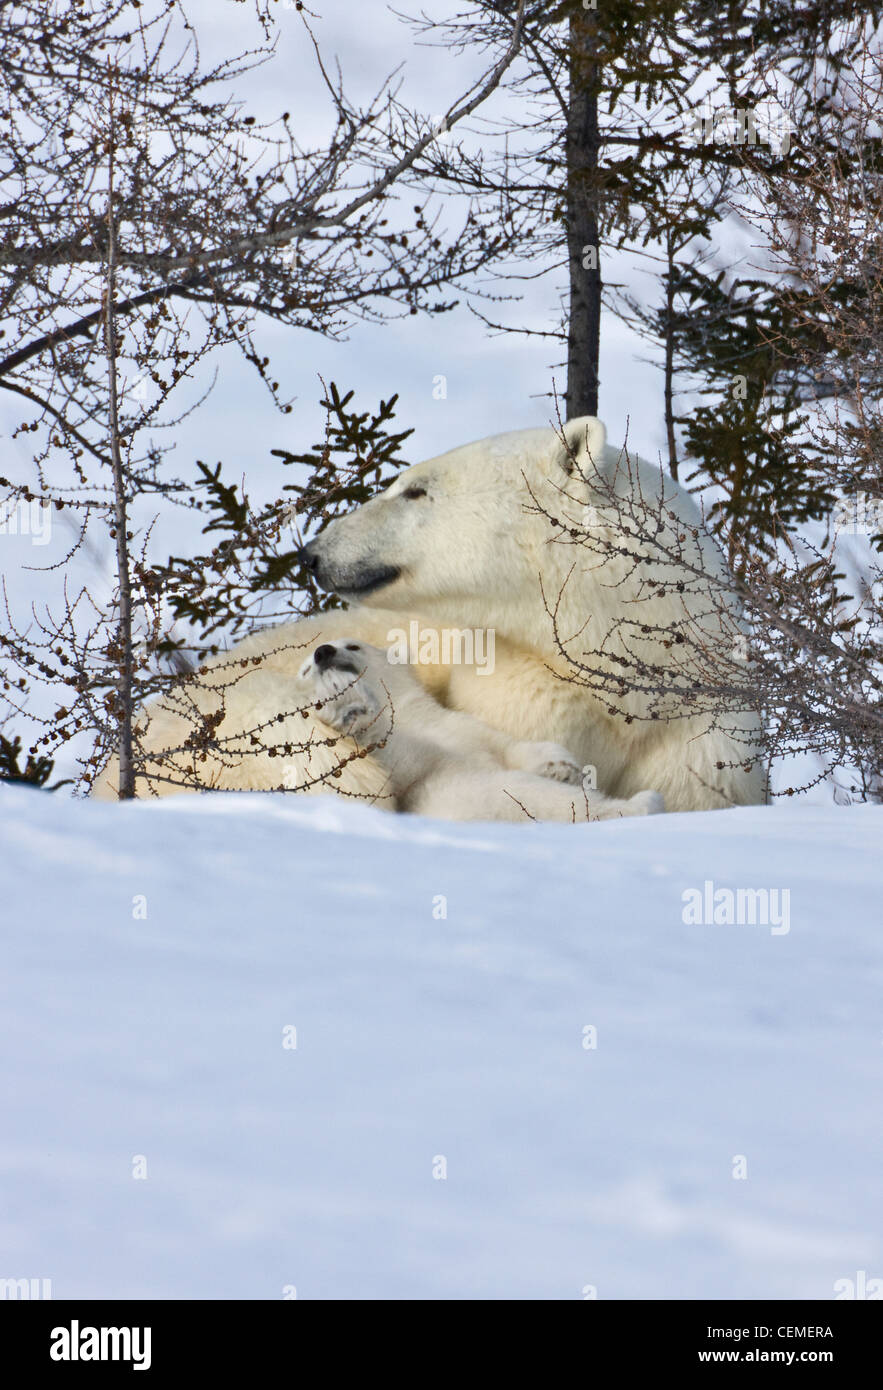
[0,0,525,797]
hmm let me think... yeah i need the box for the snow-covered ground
[1,784,880,1300]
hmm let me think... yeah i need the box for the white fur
[297,638,663,822]
[94,418,765,810]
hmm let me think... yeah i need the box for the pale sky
[0,1,712,631]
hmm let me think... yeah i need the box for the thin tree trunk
[103,75,135,799]
[565,6,601,420]
[663,231,679,480]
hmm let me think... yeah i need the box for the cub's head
[296,419,610,628]
[299,637,374,693]
[298,638,418,737]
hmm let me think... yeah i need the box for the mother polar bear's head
[296,418,610,632]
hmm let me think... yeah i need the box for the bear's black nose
[297,543,320,574]
[313,644,336,669]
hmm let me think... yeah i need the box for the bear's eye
[345,643,360,651]
[402,485,427,500]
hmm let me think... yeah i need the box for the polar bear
[299,637,663,822]
[94,417,765,810]
[293,416,765,811]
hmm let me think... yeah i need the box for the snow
[1,784,881,1300]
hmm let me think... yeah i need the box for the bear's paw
[513,741,583,785]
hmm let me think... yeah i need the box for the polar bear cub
[300,638,664,823]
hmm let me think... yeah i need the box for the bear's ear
[548,416,608,490]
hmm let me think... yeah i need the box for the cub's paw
[627,789,665,816]
[514,741,583,785]
[322,696,380,736]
